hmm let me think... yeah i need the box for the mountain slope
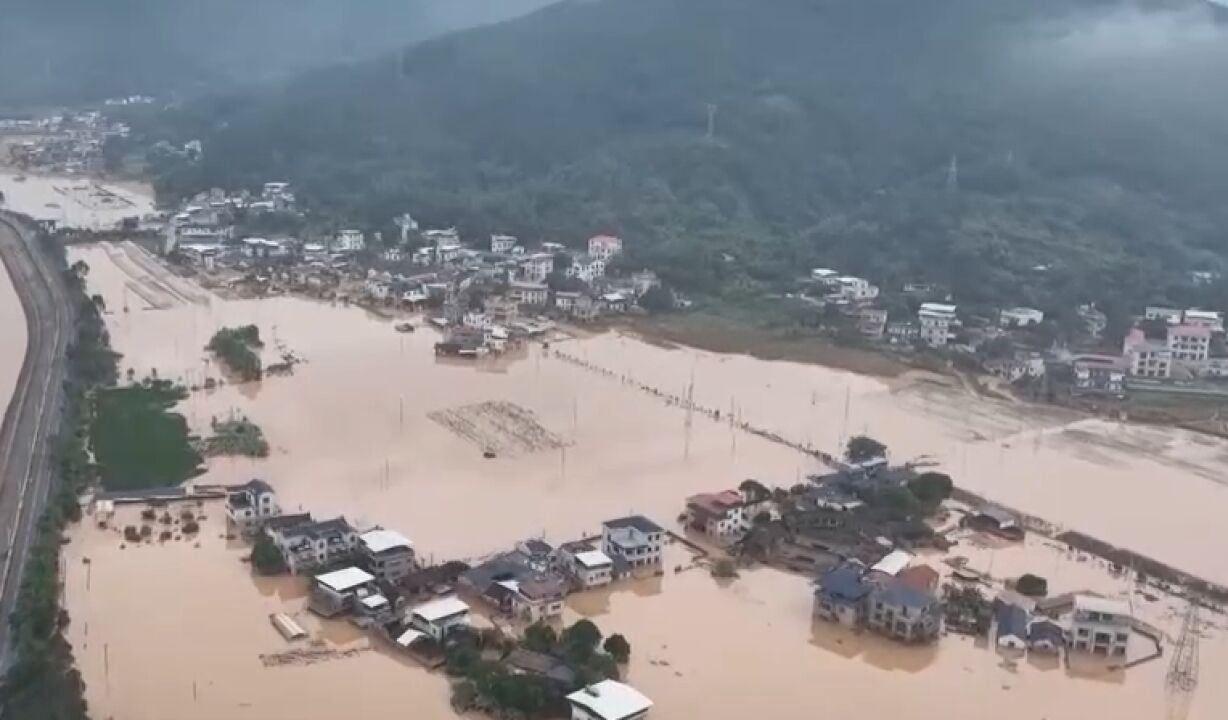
[0,0,557,104]
[150,0,1228,314]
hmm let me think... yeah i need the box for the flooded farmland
[54,239,1228,720]
[0,171,155,229]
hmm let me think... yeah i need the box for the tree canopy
[846,436,887,463]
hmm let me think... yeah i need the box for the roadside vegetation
[0,239,118,719]
[91,382,204,490]
[206,325,263,381]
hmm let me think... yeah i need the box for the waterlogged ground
[57,240,1228,720]
[0,254,26,427]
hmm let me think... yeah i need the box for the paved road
[0,214,71,669]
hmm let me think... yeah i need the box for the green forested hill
[147,0,1228,316]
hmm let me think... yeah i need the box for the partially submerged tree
[603,634,631,664]
[845,435,886,463]
[908,472,954,508]
[251,534,287,575]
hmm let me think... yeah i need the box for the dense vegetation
[91,382,204,490]
[0,0,556,105]
[0,234,119,719]
[138,0,1228,332]
[206,325,263,382]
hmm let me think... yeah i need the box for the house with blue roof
[814,563,872,627]
[865,578,942,643]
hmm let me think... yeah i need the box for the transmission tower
[1167,602,1200,695]
[946,155,959,193]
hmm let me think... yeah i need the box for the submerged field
[58,241,1228,720]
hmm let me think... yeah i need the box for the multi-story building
[266,516,359,574]
[358,528,417,584]
[510,281,549,307]
[587,234,624,262]
[568,254,607,283]
[999,307,1044,328]
[224,479,280,534]
[520,253,555,283]
[1123,328,1172,378]
[334,229,365,253]
[918,303,958,347]
[1144,306,1183,325]
[601,516,665,568]
[833,276,879,303]
[1182,309,1224,332]
[1072,355,1126,394]
[864,578,943,643]
[491,234,519,254]
[1070,595,1131,656]
[683,489,765,541]
[1167,324,1211,363]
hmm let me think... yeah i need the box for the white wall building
[1144,306,1183,325]
[409,597,471,642]
[1070,595,1131,656]
[491,234,519,253]
[1123,328,1172,378]
[224,479,279,533]
[587,235,624,262]
[601,516,665,568]
[999,307,1044,328]
[521,253,555,283]
[568,255,607,283]
[572,550,614,588]
[918,303,958,347]
[834,276,879,302]
[334,229,365,253]
[1167,324,1212,363]
[510,281,549,306]
[1183,309,1224,332]
[358,528,417,584]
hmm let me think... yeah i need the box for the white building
[1123,328,1172,378]
[510,281,549,307]
[571,550,614,588]
[423,228,460,246]
[409,597,471,642]
[1183,309,1224,332]
[334,229,365,253]
[1070,595,1131,656]
[1167,324,1211,363]
[491,234,519,253]
[918,303,958,347]
[834,276,879,302]
[811,268,840,281]
[568,254,607,283]
[508,577,567,623]
[601,516,665,568]
[999,307,1044,328]
[521,253,555,283]
[267,517,359,574]
[554,290,582,312]
[587,235,624,262]
[1144,306,1183,325]
[358,529,417,584]
[309,566,377,617]
[567,680,652,720]
[684,490,754,540]
[224,479,279,533]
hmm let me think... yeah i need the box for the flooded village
[2,164,1228,720]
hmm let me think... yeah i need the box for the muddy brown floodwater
[62,241,1228,720]
[0,255,27,424]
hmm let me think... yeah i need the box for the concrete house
[308,566,377,617]
[918,303,958,347]
[567,680,652,720]
[1070,595,1131,656]
[1000,307,1044,328]
[570,548,615,589]
[814,564,872,627]
[510,577,568,623]
[334,229,365,253]
[1168,324,1211,363]
[866,579,942,643]
[994,602,1031,651]
[520,253,555,283]
[684,490,749,540]
[510,281,549,307]
[224,479,280,534]
[1123,328,1172,378]
[1029,619,1066,653]
[601,516,666,568]
[267,517,359,574]
[568,254,607,283]
[587,235,624,262]
[409,597,471,642]
[358,528,417,584]
[491,234,519,253]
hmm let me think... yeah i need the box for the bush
[711,558,738,578]
[180,509,195,521]
[159,512,173,525]
[123,526,141,543]
[1016,573,1048,597]
[181,520,200,534]
[139,525,152,538]
[846,435,886,463]
[603,634,631,664]
[250,534,287,575]
[908,472,954,508]
[159,530,172,542]
[140,508,156,521]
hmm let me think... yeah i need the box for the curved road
[0,214,71,669]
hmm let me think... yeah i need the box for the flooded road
[0,171,155,229]
[0,255,27,434]
[56,240,1228,720]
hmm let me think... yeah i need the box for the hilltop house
[918,303,958,347]
[334,229,365,253]
[491,234,519,253]
[224,479,280,534]
[520,253,554,283]
[999,307,1044,328]
[587,235,624,261]
[601,516,666,568]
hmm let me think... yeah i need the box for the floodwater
[0,171,155,229]
[58,241,1228,719]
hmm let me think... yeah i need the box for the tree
[638,285,674,313]
[738,479,770,502]
[521,621,557,654]
[250,534,287,575]
[603,634,631,664]
[711,558,737,578]
[561,619,602,663]
[1016,573,1048,598]
[845,435,886,463]
[908,472,954,508]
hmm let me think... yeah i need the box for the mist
[0,0,560,105]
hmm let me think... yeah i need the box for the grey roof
[236,478,274,495]
[995,604,1031,640]
[519,538,554,558]
[304,517,355,539]
[1029,619,1065,643]
[603,515,665,534]
[506,649,577,686]
[817,564,871,603]
[461,552,535,592]
[264,513,314,531]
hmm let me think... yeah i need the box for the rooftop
[896,564,940,592]
[567,680,652,720]
[874,579,936,610]
[687,490,743,517]
[817,564,871,602]
[603,515,665,534]
[869,550,913,577]
[314,567,375,593]
[235,478,274,495]
[575,550,614,569]
[360,528,413,554]
[1073,594,1131,618]
[412,597,470,624]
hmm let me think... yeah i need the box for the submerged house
[224,479,280,534]
[266,516,359,574]
[814,563,872,627]
[994,603,1031,651]
[865,579,943,643]
[601,516,666,569]
[358,528,417,584]
[308,566,378,617]
[567,680,652,720]
[409,597,471,642]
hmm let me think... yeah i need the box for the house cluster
[682,487,772,543]
[989,592,1134,657]
[167,182,301,253]
[814,552,944,643]
[459,515,668,623]
[1118,306,1225,380]
[2,110,130,175]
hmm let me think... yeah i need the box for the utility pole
[705,103,718,141]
